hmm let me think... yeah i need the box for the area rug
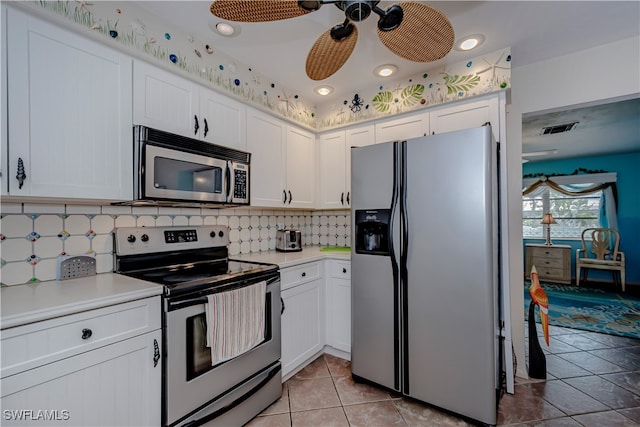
[524,281,640,340]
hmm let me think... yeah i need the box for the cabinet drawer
[535,267,565,280]
[528,246,561,258]
[281,262,322,290]
[1,296,160,378]
[330,261,351,278]
[530,256,564,269]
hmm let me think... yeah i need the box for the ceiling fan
[209,1,455,80]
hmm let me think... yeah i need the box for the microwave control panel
[234,168,247,199]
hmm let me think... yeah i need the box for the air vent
[540,122,579,135]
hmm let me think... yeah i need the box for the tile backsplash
[0,203,351,286]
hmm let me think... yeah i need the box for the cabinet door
[326,261,351,353]
[429,98,499,138]
[133,60,199,138]
[246,108,287,207]
[319,130,347,209]
[281,280,324,378]
[374,111,429,144]
[345,124,375,207]
[1,331,162,426]
[7,9,132,199]
[285,125,316,208]
[199,89,247,150]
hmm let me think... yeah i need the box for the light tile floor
[247,325,640,426]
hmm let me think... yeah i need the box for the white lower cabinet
[0,297,162,426]
[325,260,351,353]
[280,262,324,378]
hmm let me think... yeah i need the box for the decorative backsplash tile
[0,204,351,286]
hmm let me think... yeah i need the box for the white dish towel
[206,281,266,365]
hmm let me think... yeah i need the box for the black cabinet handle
[204,118,209,137]
[153,339,160,367]
[301,272,306,277]
[282,190,287,204]
[194,115,199,135]
[16,158,26,189]
[343,267,347,273]
[288,190,292,205]
[280,297,285,315]
[81,328,92,340]
[346,192,350,204]
[341,192,344,205]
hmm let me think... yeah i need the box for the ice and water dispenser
[355,209,391,255]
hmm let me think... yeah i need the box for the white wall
[507,36,640,379]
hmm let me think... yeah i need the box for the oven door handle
[167,275,280,311]
[168,296,209,311]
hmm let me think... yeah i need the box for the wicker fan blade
[377,2,454,62]
[210,0,309,22]
[306,26,358,80]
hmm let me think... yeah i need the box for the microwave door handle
[225,161,233,202]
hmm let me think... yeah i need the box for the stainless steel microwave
[132,126,250,206]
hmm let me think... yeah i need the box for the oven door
[164,274,281,427]
[142,143,231,203]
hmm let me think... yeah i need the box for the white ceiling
[138,1,640,160]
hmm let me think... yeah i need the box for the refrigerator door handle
[387,141,402,391]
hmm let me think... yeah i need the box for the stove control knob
[141,234,149,242]
[218,230,224,238]
[127,234,136,243]
[210,231,217,238]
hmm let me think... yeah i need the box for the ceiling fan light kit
[209,0,455,80]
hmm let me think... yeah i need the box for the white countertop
[1,274,163,330]
[231,246,351,269]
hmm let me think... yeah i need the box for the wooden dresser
[525,243,572,284]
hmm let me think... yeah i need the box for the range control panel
[115,225,229,256]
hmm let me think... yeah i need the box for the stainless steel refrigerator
[351,125,501,426]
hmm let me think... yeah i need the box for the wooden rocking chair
[576,228,626,291]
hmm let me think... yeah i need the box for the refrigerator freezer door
[403,126,497,425]
[350,142,401,391]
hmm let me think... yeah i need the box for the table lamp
[541,213,557,246]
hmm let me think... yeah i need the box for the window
[522,172,617,240]
[523,187,602,239]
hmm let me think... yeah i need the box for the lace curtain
[522,173,618,231]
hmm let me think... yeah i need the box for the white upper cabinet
[374,110,429,144]
[429,97,500,139]
[345,124,375,205]
[319,130,347,209]
[247,108,287,207]
[6,7,132,200]
[319,123,375,209]
[133,61,246,150]
[285,126,316,208]
[247,107,315,209]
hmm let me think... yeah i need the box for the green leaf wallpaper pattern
[400,84,425,107]
[372,91,394,112]
[444,74,481,95]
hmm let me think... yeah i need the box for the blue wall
[522,151,640,286]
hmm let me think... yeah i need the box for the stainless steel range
[114,226,281,427]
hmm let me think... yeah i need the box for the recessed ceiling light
[314,85,334,96]
[374,64,398,77]
[209,21,240,37]
[454,34,485,51]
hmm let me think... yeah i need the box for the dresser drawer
[530,256,565,269]
[528,246,560,259]
[281,261,322,290]
[535,267,565,280]
[1,296,160,378]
